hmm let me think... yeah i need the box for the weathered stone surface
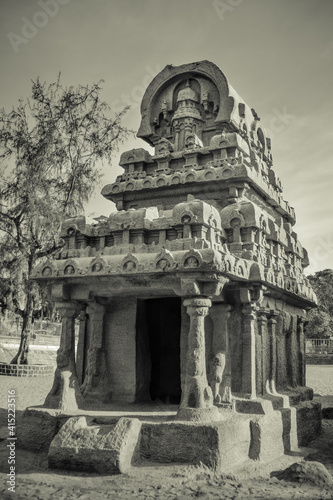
[48,416,141,474]
[272,461,333,487]
[296,401,322,446]
[16,408,69,452]
[279,407,299,452]
[140,414,251,470]
[249,412,284,461]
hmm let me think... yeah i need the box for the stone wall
[104,297,137,402]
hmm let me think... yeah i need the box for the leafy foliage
[0,76,131,363]
[306,269,333,339]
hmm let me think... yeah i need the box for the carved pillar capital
[183,297,211,316]
[257,306,269,323]
[54,301,80,319]
[86,301,105,319]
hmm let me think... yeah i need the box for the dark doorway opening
[141,297,181,404]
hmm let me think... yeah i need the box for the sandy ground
[0,366,332,499]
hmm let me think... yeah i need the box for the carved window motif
[123,261,136,272]
[257,128,265,152]
[181,215,192,224]
[64,265,75,275]
[92,262,103,273]
[42,266,52,277]
[156,259,169,271]
[184,256,199,268]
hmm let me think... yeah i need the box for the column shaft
[44,301,83,411]
[241,305,256,399]
[81,302,105,397]
[268,316,278,394]
[176,297,219,422]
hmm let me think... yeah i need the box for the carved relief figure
[209,352,226,403]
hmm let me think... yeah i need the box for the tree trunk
[10,288,33,365]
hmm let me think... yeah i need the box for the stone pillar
[297,317,306,387]
[257,310,269,396]
[176,297,220,422]
[44,301,83,411]
[288,315,299,388]
[76,310,87,385]
[209,303,232,403]
[241,304,257,399]
[81,302,105,398]
[267,313,278,394]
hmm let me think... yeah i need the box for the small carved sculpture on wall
[209,352,226,404]
[155,138,174,156]
[185,133,203,150]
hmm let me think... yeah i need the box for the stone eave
[30,249,315,306]
[102,163,295,224]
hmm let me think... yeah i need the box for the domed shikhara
[137,60,267,153]
[31,60,319,452]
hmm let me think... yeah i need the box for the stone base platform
[16,399,321,474]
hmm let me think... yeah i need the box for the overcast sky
[1,0,332,274]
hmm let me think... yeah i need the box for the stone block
[234,398,274,414]
[48,416,141,474]
[279,407,299,452]
[296,401,322,446]
[140,414,251,470]
[249,411,284,461]
[17,408,69,452]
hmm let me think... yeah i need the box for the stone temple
[29,61,321,472]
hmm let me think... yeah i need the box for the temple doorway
[136,297,181,404]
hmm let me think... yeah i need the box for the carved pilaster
[288,315,298,388]
[81,302,105,398]
[44,301,83,411]
[76,310,87,385]
[267,312,279,394]
[176,297,219,422]
[297,317,306,387]
[241,304,257,399]
[257,310,268,396]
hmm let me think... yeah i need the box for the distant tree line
[306,269,333,339]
